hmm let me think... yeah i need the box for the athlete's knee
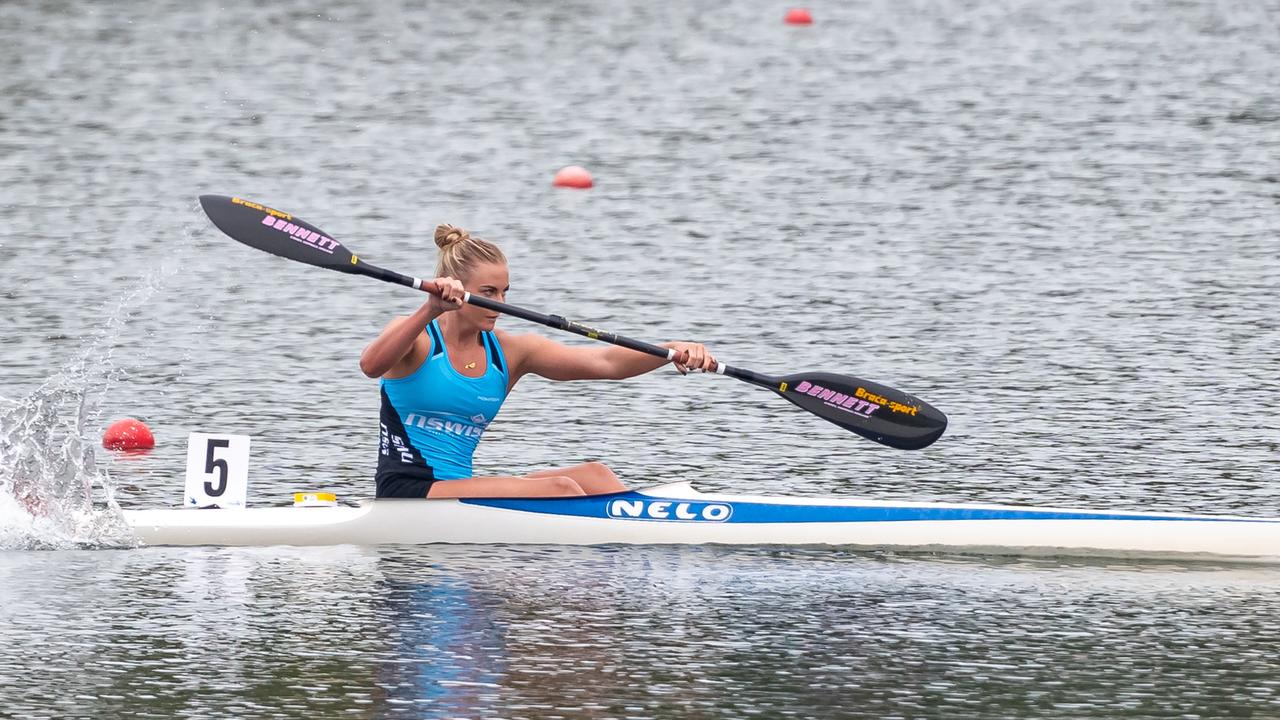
[542,476,586,496]
[581,461,617,480]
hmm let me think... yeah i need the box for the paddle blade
[775,371,947,450]
[198,195,359,273]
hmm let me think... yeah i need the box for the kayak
[124,481,1280,561]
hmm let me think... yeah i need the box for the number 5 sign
[184,433,251,508]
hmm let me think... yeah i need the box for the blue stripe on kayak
[459,491,1280,524]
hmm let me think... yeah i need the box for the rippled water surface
[3,0,1279,716]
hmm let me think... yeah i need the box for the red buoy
[553,165,594,189]
[102,418,155,450]
[785,8,813,24]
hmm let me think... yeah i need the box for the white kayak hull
[123,482,1280,561]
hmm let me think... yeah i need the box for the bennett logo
[260,213,339,254]
[607,499,733,522]
[793,380,882,417]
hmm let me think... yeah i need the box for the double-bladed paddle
[198,194,948,450]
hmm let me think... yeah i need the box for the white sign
[184,433,251,508]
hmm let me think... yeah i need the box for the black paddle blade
[198,195,359,273]
[775,371,947,450]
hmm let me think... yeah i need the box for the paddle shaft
[355,258,779,388]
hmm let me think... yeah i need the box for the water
[3,547,1280,718]
[3,0,1279,716]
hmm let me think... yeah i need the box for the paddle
[198,195,948,450]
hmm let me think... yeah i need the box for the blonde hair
[433,224,507,280]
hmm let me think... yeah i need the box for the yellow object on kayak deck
[293,492,338,508]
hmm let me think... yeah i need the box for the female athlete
[359,224,717,499]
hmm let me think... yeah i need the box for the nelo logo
[607,499,733,522]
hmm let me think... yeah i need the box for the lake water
[2,0,1279,716]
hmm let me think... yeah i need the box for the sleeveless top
[377,320,509,484]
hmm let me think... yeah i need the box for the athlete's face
[462,262,509,331]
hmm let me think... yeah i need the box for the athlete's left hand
[665,341,718,375]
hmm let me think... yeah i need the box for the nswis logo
[405,413,486,439]
[607,499,733,522]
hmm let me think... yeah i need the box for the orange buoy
[102,418,155,450]
[553,165,594,189]
[784,8,813,24]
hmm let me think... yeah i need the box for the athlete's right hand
[424,276,466,315]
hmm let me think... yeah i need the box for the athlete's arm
[500,331,717,383]
[359,277,466,378]
[359,308,433,378]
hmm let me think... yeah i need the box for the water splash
[0,392,133,550]
[0,260,182,550]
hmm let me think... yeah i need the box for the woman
[359,224,718,499]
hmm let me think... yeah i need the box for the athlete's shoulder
[494,329,555,350]
[494,329,555,373]
[379,316,433,380]
[383,314,430,333]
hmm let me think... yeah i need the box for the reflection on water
[3,545,1280,718]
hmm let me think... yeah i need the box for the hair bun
[434,224,471,249]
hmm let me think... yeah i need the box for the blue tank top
[378,321,509,480]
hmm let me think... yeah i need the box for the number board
[184,433,251,508]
